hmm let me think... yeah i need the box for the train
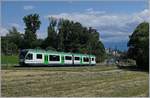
[19,49,96,66]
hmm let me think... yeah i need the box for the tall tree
[43,17,58,49]
[23,13,41,48]
[57,19,72,52]
[57,19,65,51]
[127,22,149,69]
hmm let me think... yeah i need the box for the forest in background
[1,13,106,62]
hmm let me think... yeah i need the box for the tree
[57,20,65,51]
[87,27,106,62]
[44,17,58,49]
[1,36,9,55]
[127,22,149,70]
[57,18,106,62]
[1,27,24,55]
[7,27,24,49]
[36,39,44,48]
[23,13,41,48]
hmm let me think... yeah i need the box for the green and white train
[19,49,96,66]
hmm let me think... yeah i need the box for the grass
[1,55,19,64]
[1,65,149,97]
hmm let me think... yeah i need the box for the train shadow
[15,64,95,68]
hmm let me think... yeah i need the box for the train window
[75,57,80,60]
[49,55,60,61]
[65,56,72,60]
[36,54,42,59]
[83,57,89,62]
[92,58,94,61]
[26,53,33,60]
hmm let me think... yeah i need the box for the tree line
[2,13,148,67]
[1,13,106,62]
[127,22,149,70]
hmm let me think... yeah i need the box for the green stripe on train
[44,54,48,64]
[61,55,64,64]
[80,56,82,64]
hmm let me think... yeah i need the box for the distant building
[105,48,121,57]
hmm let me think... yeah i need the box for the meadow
[1,55,18,64]
[1,65,149,97]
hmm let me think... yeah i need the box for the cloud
[1,23,25,36]
[23,5,34,11]
[100,31,131,39]
[9,23,20,29]
[85,8,106,15]
[100,31,130,43]
[45,9,149,44]
[0,27,9,36]
[37,32,47,39]
[86,8,93,12]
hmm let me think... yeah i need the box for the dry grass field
[1,65,149,97]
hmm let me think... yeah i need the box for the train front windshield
[19,50,28,59]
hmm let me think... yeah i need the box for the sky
[1,0,149,51]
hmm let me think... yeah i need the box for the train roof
[21,49,95,57]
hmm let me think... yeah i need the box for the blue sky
[1,0,149,51]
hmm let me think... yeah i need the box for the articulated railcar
[19,49,96,66]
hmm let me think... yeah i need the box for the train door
[61,55,64,64]
[72,55,74,65]
[80,56,82,64]
[89,56,91,65]
[44,54,48,64]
